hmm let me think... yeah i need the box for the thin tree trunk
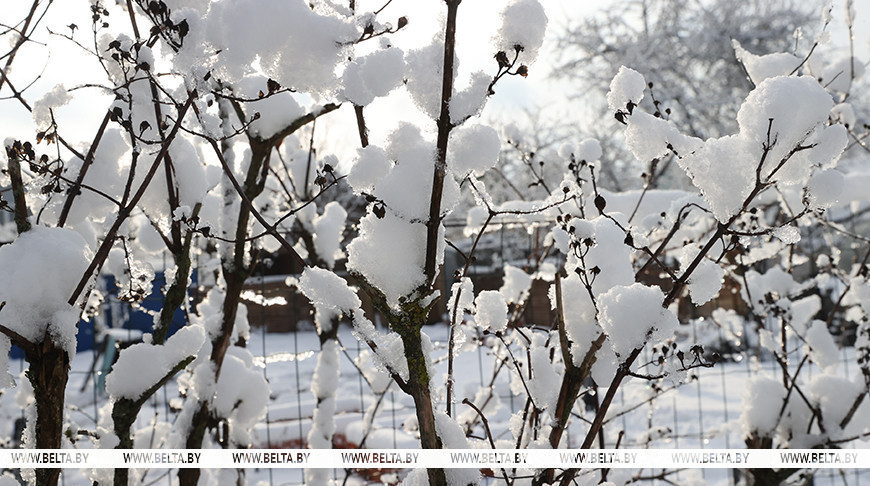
[396,307,446,486]
[25,336,70,486]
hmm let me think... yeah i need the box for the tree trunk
[25,336,70,486]
[113,229,196,486]
[397,307,447,486]
[179,136,270,486]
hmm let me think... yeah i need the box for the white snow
[404,41,445,120]
[806,168,845,209]
[106,325,205,400]
[804,320,840,374]
[625,111,702,162]
[598,283,678,359]
[375,124,457,221]
[496,0,548,63]
[607,66,646,113]
[298,267,361,314]
[474,290,508,332]
[684,256,725,306]
[312,201,347,269]
[831,102,856,128]
[0,226,91,356]
[348,145,392,194]
[342,47,405,106]
[575,138,603,162]
[347,212,431,308]
[500,265,533,306]
[450,71,492,124]
[732,40,801,85]
[736,76,834,180]
[213,346,269,445]
[205,0,355,91]
[526,337,560,412]
[235,75,304,140]
[307,339,340,453]
[808,374,861,431]
[448,124,501,177]
[32,84,70,129]
[772,225,801,245]
[673,76,839,222]
[740,375,785,439]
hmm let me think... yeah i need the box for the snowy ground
[2,324,869,485]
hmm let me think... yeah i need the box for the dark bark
[396,306,446,486]
[25,336,70,486]
[113,356,194,485]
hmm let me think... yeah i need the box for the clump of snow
[450,71,491,124]
[496,0,548,63]
[299,267,361,313]
[464,205,490,237]
[312,201,347,268]
[624,111,702,162]
[370,331,409,382]
[106,325,205,400]
[434,411,482,485]
[405,41,445,119]
[737,76,834,178]
[375,124,458,221]
[0,226,91,356]
[732,40,800,85]
[740,375,785,439]
[140,135,212,221]
[448,124,501,177]
[742,267,798,311]
[676,135,754,222]
[205,0,355,91]
[307,339,339,448]
[773,225,801,245]
[817,56,865,94]
[583,217,635,295]
[554,215,637,369]
[598,283,678,359]
[804,320,839,373]
[213,347,269,445]
[347,213,430,308]
[806,168,844,209]
[234,75,304,140]
[575,138,602,162]
[342,47,405,106]
[780,123,847,183]
[500,265,532,305]
[607,66,646,113]
[680,249,725,306]
[347,125,457,306]
[831,102,857,128]
[32,84,70,129]
[447,277,474,326]
[808,374,861,430]
[49,128,129,228]
[525,336,560,412]
[674,76,837,222]
[348,145,392,193]
[474,291,508,332]
[191,287,249,343]
[354,349,392,394]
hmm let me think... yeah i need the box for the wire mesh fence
[3,222,869,485]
